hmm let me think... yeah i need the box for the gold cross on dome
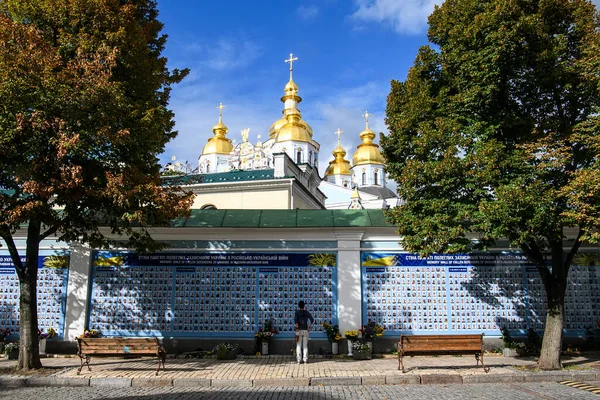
[362,111,372,128]
[285,53,298,71]
[217,102,225,118]
[334,128,343,146]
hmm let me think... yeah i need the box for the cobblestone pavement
[1,354,541,380]
[0,382,598,400]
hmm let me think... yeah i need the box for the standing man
[294,300,314,364]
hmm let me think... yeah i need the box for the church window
[201,204,217,210]
[343,181,349,188]
[309,151,313,165]
[296,149,302,164]
[374,171,378,185]
[362,172,366,186]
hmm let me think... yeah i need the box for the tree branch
[39,225,59,241]
[563,227,584,279]
[0,225,24,277]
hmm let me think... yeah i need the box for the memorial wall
[88,251,337,338]
[0,252,69,339]
[362,252,600,335]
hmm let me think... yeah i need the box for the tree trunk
[537,256,566,370]
[15,222,43,371]
[17,265,42,370]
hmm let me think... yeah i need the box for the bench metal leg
[156,352,166,376]
[398,352,405,373]
[77,355,91,375]
[475,352,489,373]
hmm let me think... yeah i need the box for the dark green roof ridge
[173,209,395,228]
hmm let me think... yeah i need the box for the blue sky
[156,0,599,177]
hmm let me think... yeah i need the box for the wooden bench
[397,334,489,373]
[76,337,166,375]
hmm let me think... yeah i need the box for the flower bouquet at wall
[78,329,102,339]
[38,327,56,355]
[323,322,342,355]
[213,342,240,360]
[255,319,279,355]
[344,330,359,356]
[38,327,56,340]
[255,319,279,342]
[359,321,385,342]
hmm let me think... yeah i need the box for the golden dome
[325,145,351,176]
[276,115,314,143]
[269,116,287,138]
[202,103,233,155]
[352,126,385,166]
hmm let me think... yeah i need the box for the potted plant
[322,322,342,355]
[352,341,372,360]
[38,327,56,355]
[501,327,525,357]
[255,319,279,355]
[213,342,239,360]
[344,330,359,356]
[3,342,19,360]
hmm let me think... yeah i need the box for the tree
[0,0,193,370]
[381,0,600,370]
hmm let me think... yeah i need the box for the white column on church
[64,243,92,340]
[335,231,364,335]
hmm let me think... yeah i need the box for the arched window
[309,151,313,165]
[296,149,302,164]
[362,172,366,186]
[201,204,217,209]
[374,171,378,185]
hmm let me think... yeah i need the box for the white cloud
[297,5,319,20]
[350,0,441,35]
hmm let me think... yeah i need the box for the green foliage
[0,0,192,370]
[383,0,600,370]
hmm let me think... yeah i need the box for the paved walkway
[1,353,599,387]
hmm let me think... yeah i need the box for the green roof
[162,170,278,186]
[172,209,395,228]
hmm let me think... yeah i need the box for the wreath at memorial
[322,322,342,342]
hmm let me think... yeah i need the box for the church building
[163,54,400,210]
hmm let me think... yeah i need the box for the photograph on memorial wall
[89,251,337,338]
[361,252,600,335]
[0,253,70,339]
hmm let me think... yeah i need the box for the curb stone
[361,375,386,385]
[311,377,361,386]
[132,378,173,387]
[385,375,421,385]
[462,373,525,383]
[89,377,132,387]
[421,374,462,385]
[252,378,310,386]
[211,379,252,387]
[172,378,211,387]
[570,371,598,381]
[0,377,27,387]
[26,377,89,387]
[523,372,573,382]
